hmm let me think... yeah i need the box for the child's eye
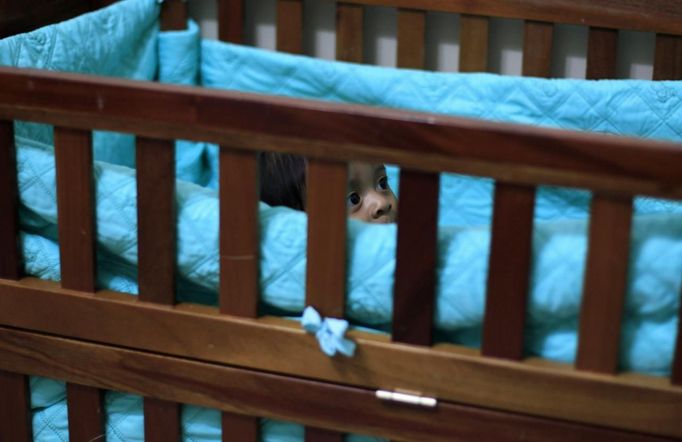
[377,176,388,191]
[347,192,361,207]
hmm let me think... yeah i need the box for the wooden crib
[1,0,681,440]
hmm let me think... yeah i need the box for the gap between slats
[0,369,32,442]
[577,195,633,374]
[482,184,535,360]
[0,120,20,280]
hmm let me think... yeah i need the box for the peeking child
[259,153,398,223]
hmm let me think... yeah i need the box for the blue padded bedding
[2,0,682,440]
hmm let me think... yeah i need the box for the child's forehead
[349,162,385,177]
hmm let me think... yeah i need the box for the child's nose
[368,192,393,219]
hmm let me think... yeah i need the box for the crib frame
[1,0,682,441]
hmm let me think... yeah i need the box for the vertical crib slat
[277,0,304,54]
[336,3,363,62]
[397,9,426,68]
[55,127,96,292]
[217,6,261,440]
[522,21,553,77]
[653,34,682,80]
[393,171,439,345]
[576,195,633,374]
[459,14,489,72]
[136,137,176,305]
[144,397,180,442]
[0,370,32,442]
[137,137,180,440]
[220,148,259,318]
[394,16,438,346]
[482,184,535,359]
[674,295,682,384]
[66,383,104,442]
[218,0,244,43]
[0,120,20,280]
[221,413,259,442]
[304,160,346,442]
[305,160,347,318]
[586,27,618,79]
[55,126,103,442]
[160,0,188,31]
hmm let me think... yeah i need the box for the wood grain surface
[54,127,96,293]
[522,21,553,77]
[219,148,260,318]
[459,14,489,72]
[136,137,176,305]
[397,9,426,69]
[586,27,618,79]
[393,170,439,345]
[306,159,348,318]
[0,279,680,437]
[336,3,364,62]
[0,369,31,442]
[218,0,244,43]
[3,69,679,200]
[482,183,535,360]
[337,0,682,35]
[0,120,20,280]
[277,0,304,53]
[160,0,187,31]
[66,383,104,442]
[144,397,180,442]
[577,195,633,374]
[1,326,679,442]
[654,34,682,80]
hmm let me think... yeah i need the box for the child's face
[347,162,398,223]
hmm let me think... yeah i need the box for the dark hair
[259,152,307,211]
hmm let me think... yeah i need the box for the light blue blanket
[3,0,682,440]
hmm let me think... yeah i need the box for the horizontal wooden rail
[336,0,682,36]
[0,278,680,437]
[1,68,681,200]
[0,326,679,442]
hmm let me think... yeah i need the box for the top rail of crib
[1,66,682,200]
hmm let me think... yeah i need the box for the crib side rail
[1,279,682,440]
[1,67,681,200]
[2,67,682,440]
[335,0,682,36]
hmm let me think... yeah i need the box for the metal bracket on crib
[375,389,438,408]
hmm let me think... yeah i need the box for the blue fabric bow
[301,306,356,357]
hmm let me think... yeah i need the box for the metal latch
[375,389,437,408]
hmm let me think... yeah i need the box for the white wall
[188,0,654,79]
